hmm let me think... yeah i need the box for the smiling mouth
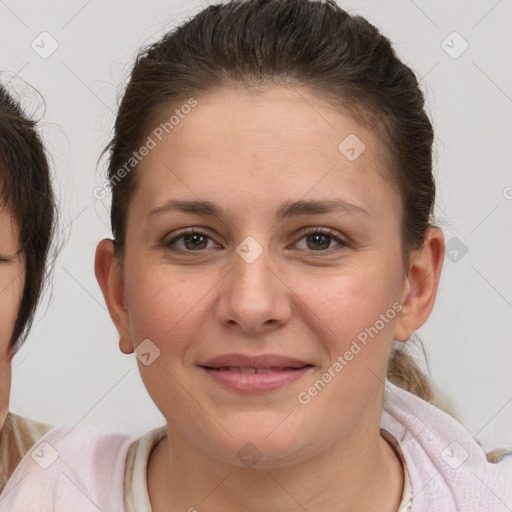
[199,364,314,393]
[203,365,313,374]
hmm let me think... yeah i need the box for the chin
[204,426,313,470]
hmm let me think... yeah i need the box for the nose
[215,240,292,335]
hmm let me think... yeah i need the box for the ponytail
[387,337,512,463]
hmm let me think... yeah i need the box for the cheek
[0,269,23,348]
[294,260,402,364]
[0,359,11,430]
[0,297,15,352]
[124,264,217,426]
[0,271,21,426]
[124,260,213,351]
[289,270,401,424]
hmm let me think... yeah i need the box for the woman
[2,1,511,510]
[0,84,55,491]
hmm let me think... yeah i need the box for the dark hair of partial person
[0,83,56,352]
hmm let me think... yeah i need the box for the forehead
[157,86,385,159]
[132,86,399,220]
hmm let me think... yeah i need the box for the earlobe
[394,228,444,342]
[94,239,134,354]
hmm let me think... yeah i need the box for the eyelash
[163,227,349,255]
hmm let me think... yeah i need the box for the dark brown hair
[0,84,55,352]
[104,0,437,400]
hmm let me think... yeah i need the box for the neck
[147,420,404,512]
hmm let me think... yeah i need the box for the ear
[94,239,134,354]
[394,227,444,342]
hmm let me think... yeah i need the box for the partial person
[0,83,55,492]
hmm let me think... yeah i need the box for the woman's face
[0,208,24,431]
[97,86,442,466]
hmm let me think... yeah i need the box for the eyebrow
[148,199,369,220]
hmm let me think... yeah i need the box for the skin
[96,86,444,512]
[0,208,24,432]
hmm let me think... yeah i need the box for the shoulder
[0,425,133,512]
[0,414,52,492]
[381,380,512,511]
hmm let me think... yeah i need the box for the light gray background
[0,0,511,449]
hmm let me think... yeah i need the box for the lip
[198,353,314,393]
[199,353,311,369]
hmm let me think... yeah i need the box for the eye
[162,227,349,254]
[293,228,348,252]
[164,228,219,252]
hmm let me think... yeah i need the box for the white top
[1,379,510,511]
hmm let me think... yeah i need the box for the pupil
[184,233,207,250]
[308,234,330,250]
